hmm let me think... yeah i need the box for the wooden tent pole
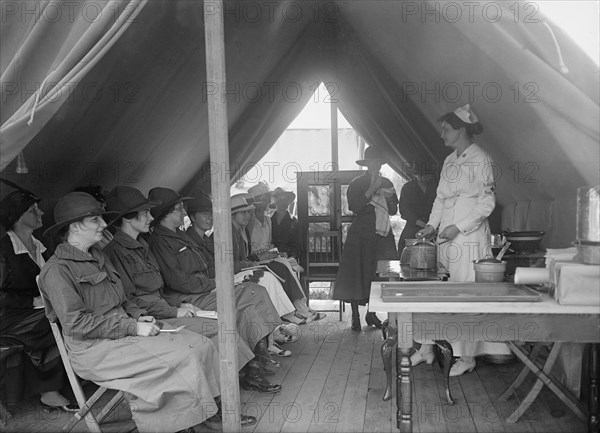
[204,1,241,431]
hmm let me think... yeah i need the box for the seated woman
[0,181,76,412]
[102,186,278,392]
[39,192,256,431]
[145,187,284,373]
[229,194,322,326]
[247,187,324,324]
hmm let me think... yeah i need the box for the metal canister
[577,186,600,242]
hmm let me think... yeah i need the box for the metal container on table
[576,186,600,264]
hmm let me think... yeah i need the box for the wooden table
[369,281,600,433]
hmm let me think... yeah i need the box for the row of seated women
[0,182,311,432]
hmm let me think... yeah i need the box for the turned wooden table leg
[589,343,598,433]
[396,312,413,433]
[382,320,398,402]
[434,340,455,405]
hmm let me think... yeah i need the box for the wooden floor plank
[280,321,342,433]
[364,328,393,433]
[453,362,497,433]
[308,319,360,433]
[335,327,377,433]
[475,358,536,433]
[411,362,447,433]
[248,321,325,433]
[432,363,477,433]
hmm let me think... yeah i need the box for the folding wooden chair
[305,230,345,320]
[38,280,126,433]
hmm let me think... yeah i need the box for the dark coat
[332,174,398,303]
[271,211,302,260]
[398,179,436,254]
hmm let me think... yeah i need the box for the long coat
[39,243,221,432]
[332,174,398,303]
[103,230,254,367]
[147,225,280,349]
[0,232,64,400]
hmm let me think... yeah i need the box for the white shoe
[449,358,476,376]
[410,347,434,366]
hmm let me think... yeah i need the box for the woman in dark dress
[332,146,399,331]
[0,181,75,411]
[397,165,437,256]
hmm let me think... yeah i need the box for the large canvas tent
[1,0,599,249]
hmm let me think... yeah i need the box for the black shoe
[365,312,383,329]
[241,373,282,394]
[248,360,275,376]
[351,316,361,332]
[204,412,257,430]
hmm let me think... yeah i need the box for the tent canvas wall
[1,0,599,248]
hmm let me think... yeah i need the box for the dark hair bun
[468,122,484,136]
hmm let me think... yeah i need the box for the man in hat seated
[146,187,285,381]
[102,186,279,394]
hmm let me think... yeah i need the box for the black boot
[365,312,383,329]
[204,398,257,430]
[241,364,282,394]
[254,338,280,368]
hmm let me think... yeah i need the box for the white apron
[429,144,510,357]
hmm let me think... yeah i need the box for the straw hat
[248,181,271,200]
[43,192,118,237]
[231,194,255,214]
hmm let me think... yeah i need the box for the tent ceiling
[1,1,598,212]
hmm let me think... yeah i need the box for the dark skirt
[0,309,65,402]
[332,210,397,304]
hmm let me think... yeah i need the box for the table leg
[506,341,586,423]
[589,343,598,433]
[434,340,455,405]
[499,343,543,401]
[396,312,413,433]
[382,320,397,402]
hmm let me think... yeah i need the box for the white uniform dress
[427,143,510,356]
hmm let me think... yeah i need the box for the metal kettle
[400,239,437,270]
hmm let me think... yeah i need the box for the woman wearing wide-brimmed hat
[38,191,230,432]
[331,146,399,331]
[146,187,285,378]
[0,180,77,412]
[103,186,275,398]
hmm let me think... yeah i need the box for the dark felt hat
[148,187,193,220]
[187,191,213,214]
[43,192,118,237]
[0,179,41,229]
[105,186,159,222]
[272,187,296,203]
[356,146,386,166]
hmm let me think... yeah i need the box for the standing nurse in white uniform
[412,104,510,376]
